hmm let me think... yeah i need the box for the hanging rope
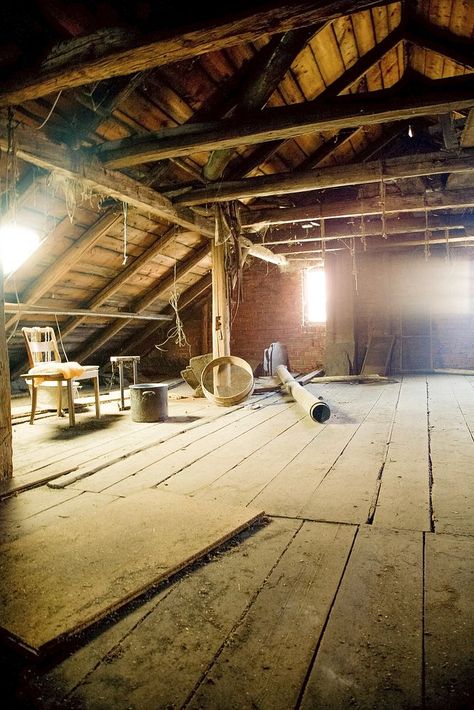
[54,315,69,361]
[122,201,128,265]
[155,263,190,353]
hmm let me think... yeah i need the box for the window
[303,268,326,323]
[0,224,40,275]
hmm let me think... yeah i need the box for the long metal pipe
[276,365,330,423]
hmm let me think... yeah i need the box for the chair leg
[93,374,101,418]
[30,383,37,425]
[66,379,75,427]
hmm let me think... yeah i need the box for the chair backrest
[22,327,61,368]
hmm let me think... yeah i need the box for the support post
[0,266,13,479]
[211,210,231,393]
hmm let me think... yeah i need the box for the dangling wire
[445,225,450,264]
[122,202,129,265]
[36,90,62,130]
[358,188,367,251]
[320,218,326,268]
[350,237,358,294]
[380,164,387,239]
[424,195,431,260]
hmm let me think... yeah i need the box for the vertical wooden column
[0,266,13,480]
[201,301,210,355]
[211,233,231,393]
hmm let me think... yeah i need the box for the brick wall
[230,261,325,373]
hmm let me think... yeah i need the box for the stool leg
[119,362,125,411]
[30,383,37,425]
[66,380,75,427]
[57,381,63,417]
[93,374,101,418]
[132,359,138,384]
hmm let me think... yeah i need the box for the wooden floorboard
[300,381,401,524]
[187,521,356,710]
[64,519,300,710]
[428,375,474,535]
[2,376,473,709]
[299,525,423,709]
[373,376,432,532]
[424,532,474,709]
[252,382,387,518]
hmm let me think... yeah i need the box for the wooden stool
[110,356,140,411]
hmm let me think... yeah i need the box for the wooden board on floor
[300,525,423,709]
[65,519,301,709]
[0,489,263,656]
[424,532,474,709]
[428,375,474,535]
[187,521,356,710]
[374,376,431,531]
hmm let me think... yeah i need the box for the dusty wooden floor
[1,375,473,709]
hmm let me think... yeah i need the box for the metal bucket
[130,383,168,422]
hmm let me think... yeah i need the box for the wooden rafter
[0,2,392,108]
[174,151,474,204]
[255,215,473,245]
[0,127,214,237]
[95,75,474,169]
[239,189,474,229]
[204,25,319,180]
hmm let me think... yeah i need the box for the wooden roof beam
[0,2,393,108]
[0,127,214,238]
[174,150,474,204]
[255,214,473,245]
[239,189,474,229]
[96,75,474,169]
[204,25,320,180]
[225,26,404,178]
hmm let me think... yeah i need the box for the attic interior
[0,1,473,707]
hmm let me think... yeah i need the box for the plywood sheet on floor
[0,490,263,655]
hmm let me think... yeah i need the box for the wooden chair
[21,327,100,427]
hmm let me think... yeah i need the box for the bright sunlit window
[304,269,326,323]
[0,224,40,275]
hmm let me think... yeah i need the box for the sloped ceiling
[0,0,473,374]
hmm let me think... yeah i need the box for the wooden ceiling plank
[96,75,474,168]
[0,2,394,108]
[173,151,474,204]
[405,19,474,69]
